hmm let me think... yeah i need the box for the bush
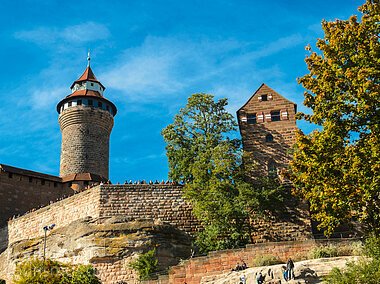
[325,234,380,283]
[309,244,339,259]
[13,258,100,284]
[252,255,283,267]
[129,248,158,280]
[325,259,380,284]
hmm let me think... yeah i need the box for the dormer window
[247,113,257,124]
[271,110,281,122]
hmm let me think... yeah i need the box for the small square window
[88,100,93,106]
[77,100,82,105]
[68,102,72,107]
[91,83,94,86]
[271,110,281,122]
[247,113,257,124]
[261,94,268,101]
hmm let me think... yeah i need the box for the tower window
[271,110,281,122]
[90,83,94,86]
[265,134,274,142]
[261,94,268,101]
[106,105,109,111]
[247,113,257,124]
[88,100,93,106]
[98,102,102,108]
[68,102,72,107]
[77,100,82,105]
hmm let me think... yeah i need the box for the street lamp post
[43,224,55,261]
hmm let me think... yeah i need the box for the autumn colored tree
[291,0,380,235]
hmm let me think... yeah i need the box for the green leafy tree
[13,258,100,284]
[129,248,158,280]
[290,0,380,235]
[162,94,252,252]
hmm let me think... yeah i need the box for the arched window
[265,134,273,142]
[268,160,277,178]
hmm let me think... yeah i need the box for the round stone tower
[57,57,117,182]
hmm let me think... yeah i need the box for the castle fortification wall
[0,168,73,227]
[99,184,199,234]
[8,184,199,245]
[8,187,101,244]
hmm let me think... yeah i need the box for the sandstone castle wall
[59,106,114,179]
[0,166,73,227]
[7,184,199,245]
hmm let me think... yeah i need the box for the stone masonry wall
[99,185,200,234]
[8,187,101,244]
[0,226,7,252]
[167,239,358,284]
[0,170,72,227]
[7,184,199,245]
[59,106,114,179]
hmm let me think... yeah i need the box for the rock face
[0,217,192,283]
[201,256,361,284]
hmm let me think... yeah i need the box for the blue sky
[0,0,363,183]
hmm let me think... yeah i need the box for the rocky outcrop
[201,256,361,284]
[0,216,192,283]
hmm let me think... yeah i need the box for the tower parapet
[57,61,117,183]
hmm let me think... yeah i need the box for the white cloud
[14,22,110,46]
[102,34,305,103]
[30,87,67,110]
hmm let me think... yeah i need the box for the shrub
[13,257,100,284]
[252,255,283,267]
[309,244,339,259]
[129,248,158,280]
[325,234,380,283]
[325,259,380,284]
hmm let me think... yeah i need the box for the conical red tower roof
[70,66,105,90]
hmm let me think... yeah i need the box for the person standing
[286,258,295,280]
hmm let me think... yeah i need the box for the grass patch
[252,255,284,267]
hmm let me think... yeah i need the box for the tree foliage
[129,248,158,280]
[290,0,380,235]
[325,234,380,283]
[162,94,251,251]
[162,94,286,252]
[13,258,100,284]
